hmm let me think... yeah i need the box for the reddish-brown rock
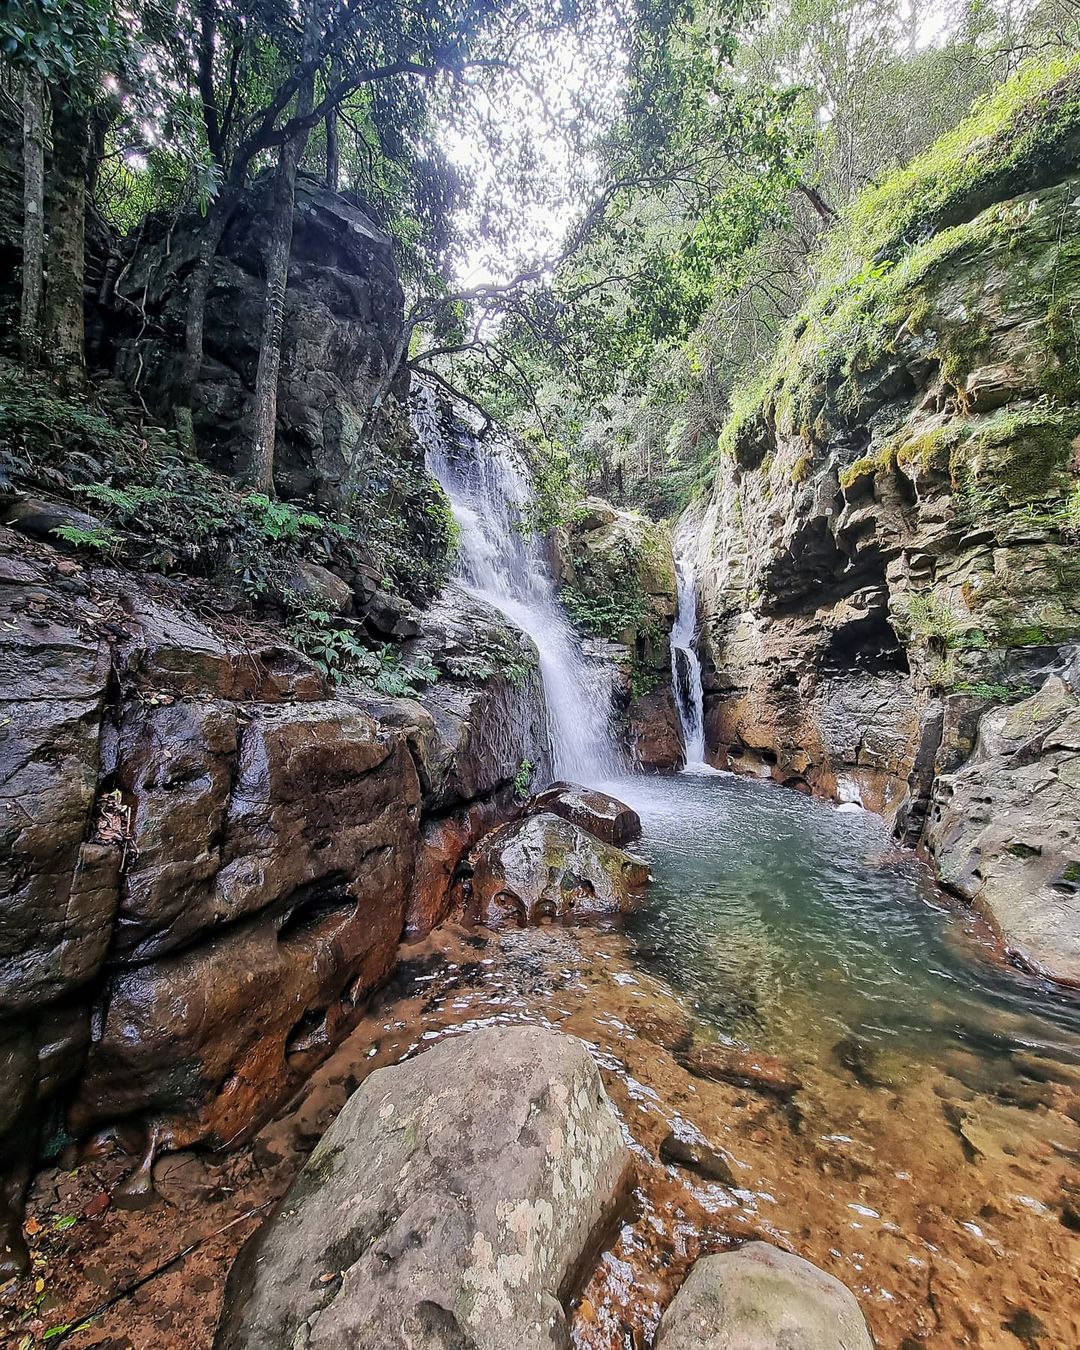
[528,781,642,846]
[681,1042,803,1099]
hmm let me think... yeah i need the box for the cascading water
[670,558,707,768]
[414,387,622,785]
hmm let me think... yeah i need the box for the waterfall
[415,387,623,786]
[671,558,707,768]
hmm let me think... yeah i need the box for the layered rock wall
[0,531,545,1272]
[682,69,1080,980]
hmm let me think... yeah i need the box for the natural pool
[611,769,1080,1092]
[7,772,1078,1349]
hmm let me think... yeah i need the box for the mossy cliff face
[552,499,681,767]
[683,62,1080,978]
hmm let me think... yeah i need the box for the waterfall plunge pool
[21,768,1079,1350]
[372,768,1080,1349]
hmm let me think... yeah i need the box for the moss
[789,451,812,484]
[712,56,1080,462]
[938,318,992,393]
[838,441,898,490]
[951,403,1079,504]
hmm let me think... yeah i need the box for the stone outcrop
[654,1243,874,1350]
[680,73,1080,978]
[552,498,682,768]
[0,529,544,1270]
[925,676,1080,985]
[466,812,650,926]
[107,175,405,504]
[685,134,1080,816]
[214,1025,634,1350]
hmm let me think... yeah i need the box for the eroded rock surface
[925,676,1080,984]
[552,499,681,767]
[527,781,642,846]
[654,1242,874,1350]
[214,1025,634,1350]
[684,166,1080,820]
[0,527,544,1260]
[468,812,650,927]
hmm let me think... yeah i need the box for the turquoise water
[604,771,1080,1085]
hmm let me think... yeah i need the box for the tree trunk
[44,83,89,383]
[246,129,309,491]
[178,189,235,418]
[325,107,339,191]
[247,1,318,493]
[20,69,45,364]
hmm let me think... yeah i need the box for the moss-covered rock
[684,58,1080,843]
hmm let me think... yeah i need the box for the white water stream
[416,389,623,785]
[670,558,707,768]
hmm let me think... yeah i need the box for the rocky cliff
[0,521,547,1276]
[552,499,681,767]
[682,61,1080,982]
[0,161,560,1273]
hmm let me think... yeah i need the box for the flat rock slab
[681,1044,803,1099]
[654,1243,874,1350]
[214,1025,634,1350]
[528,781,642,847]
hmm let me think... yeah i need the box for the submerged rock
[659,1130,738,1187]
[467,812,650,927]
[214,1025,634,1350]
[527,781,642,846]
[681,1043,803,1099]
[653,1242,874,1349]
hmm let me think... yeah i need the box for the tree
[19,68,44,362]
[2,0,131,382]
[247,0,320,491]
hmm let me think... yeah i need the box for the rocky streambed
[4,774,1078,1349]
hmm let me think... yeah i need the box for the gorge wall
[681,66,1080,983]
[0,172,554,1275]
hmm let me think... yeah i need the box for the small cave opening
[823,611,909,675]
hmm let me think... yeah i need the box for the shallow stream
[10,767,1079,1348]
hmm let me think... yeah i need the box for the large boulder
[925,675,1080,985]
[214,1026,634,1350]
[653,1243,874,1350]
[527,781,642,846]
[106,175,407,506]
[467,813,650,926]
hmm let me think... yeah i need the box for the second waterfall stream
[417,388,623,785]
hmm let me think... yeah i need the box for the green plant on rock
[561,584,648,643]
[50,523,121,554]
[513,759,535,798]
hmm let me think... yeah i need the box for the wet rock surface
[681,1044,803,1099]
[653,1243,874,1350]
[0,529,541,1260]
[925,676,1080,985]
[467,812,650,926]
[527,781,642,847]
[214,1025,634,1350]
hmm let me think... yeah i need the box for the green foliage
[50,523,121,553]
[712,55,1080,487]
[0,364,452,607]
[561,584,648,642]
[288,609,440,694]
[513,759,535,798]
